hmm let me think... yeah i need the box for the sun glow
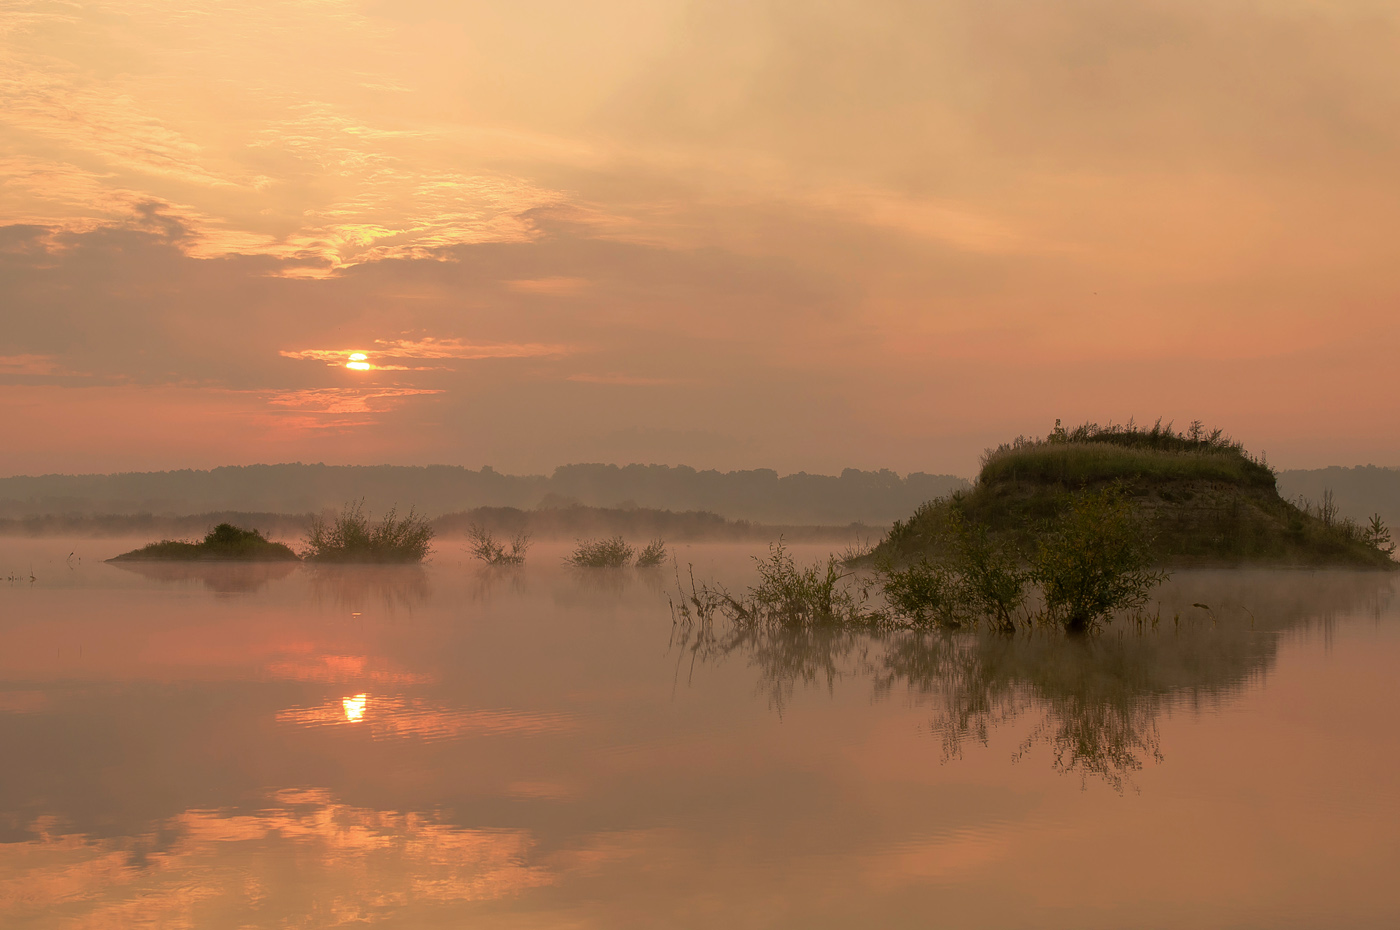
[346,352,371,371]
[342,693,368,722]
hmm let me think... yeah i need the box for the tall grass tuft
[567,536,635,567]
[467,524,531,565]
[303,500,434,563]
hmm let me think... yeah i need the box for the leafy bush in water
[635,540,668,567]
[1032,487,1167,633]
[879,555,960,626]
[467,524,531,565]
[567,536,635,567]
[303,501,434,563]
[947,514,1029,631]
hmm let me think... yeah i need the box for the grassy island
[109,523,299,562]
[877,420,1396,570]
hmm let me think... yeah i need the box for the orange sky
[3,0,1399,477]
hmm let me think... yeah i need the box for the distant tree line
[0,463,969,526]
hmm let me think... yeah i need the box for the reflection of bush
[306,564,431,613]
[675,570,1395,789]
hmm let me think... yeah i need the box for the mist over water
[2,538,1397,928]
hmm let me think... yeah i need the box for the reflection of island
[680,570,1396,789]
[110,560,298,594]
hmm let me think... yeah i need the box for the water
[1,538,1398,928]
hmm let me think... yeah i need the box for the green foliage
[467,524,531,565]
[879,509,1029,630]
[111,523,299,562]
[743,542,861,629]
[673,541,878,639]
[1031,488,1168,633]
[567,536,635,567]
[949,514,1025,629]
[303,500,434,563]
[879,556,961,626]
[635,539,668,567]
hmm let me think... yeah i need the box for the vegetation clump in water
[467,524,531,565]
[567,536,635,567]
[110,523,299,562]
[302,501,433,563]
[635,540,668,567]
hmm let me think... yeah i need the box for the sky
[2,0,1399,478]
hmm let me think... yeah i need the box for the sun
[346,352,371,371]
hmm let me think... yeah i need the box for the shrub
[744,541,853,629]
[303,501,434,563]
[567,536,634,567]
[674,541,877,636]
[635,539,668,567]
[948,514,1029,631]
[467,524,531,565]
[879,555,960,626]
[1032,487,1167,633]
[878,512,1027,630]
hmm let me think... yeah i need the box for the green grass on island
[876,419,1397,570]
[109,523,299,562]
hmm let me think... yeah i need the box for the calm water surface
[1,538,1397,929]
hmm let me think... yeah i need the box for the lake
[1,537,1398,928]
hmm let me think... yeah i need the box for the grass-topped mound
[109,523,300,562]
[878,420,1396,569]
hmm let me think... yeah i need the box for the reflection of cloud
[262,654,432,686]
[0,690,47,714]
[0,790,553,924]
[276,694,576,741]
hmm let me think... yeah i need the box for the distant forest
[2,462,1392,534]
[0,463,969,527]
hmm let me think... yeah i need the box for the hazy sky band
[3,0,1398,475]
